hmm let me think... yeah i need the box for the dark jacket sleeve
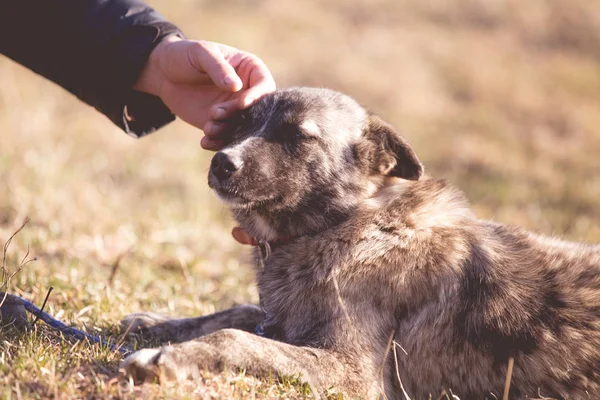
[0,0,184,138]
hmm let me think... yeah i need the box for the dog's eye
[281,122,319,141]
[280,123,303,139]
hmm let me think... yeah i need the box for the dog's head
[208,87,423,241]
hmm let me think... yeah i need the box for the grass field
[1,0,600,398]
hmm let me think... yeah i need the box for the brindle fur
[121,87,600,399]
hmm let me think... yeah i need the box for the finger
[232,227,257,246]
[236,56,276,108]
[189,41,243,92]
[246,56,277,91]
[209,55,276,114]
[238,80,276,109]
[200,136,227,151]
[210,98,245,119]
[209,105,236,122]
[211,85,271,119]
[203,121,230,137]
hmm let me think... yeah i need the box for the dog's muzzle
[210,151,243,182]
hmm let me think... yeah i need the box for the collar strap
[256,236,294,266]
[257,241,272,261]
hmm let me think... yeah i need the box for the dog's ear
[361,113,424,180]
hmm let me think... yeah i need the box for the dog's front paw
[121,346,200,384]
[121,348,163,383]
[121,312,174,337]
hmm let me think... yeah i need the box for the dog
[121,87,600,399]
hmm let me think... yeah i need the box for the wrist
[133,35,182,97]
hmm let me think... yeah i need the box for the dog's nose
[210,152,242,181]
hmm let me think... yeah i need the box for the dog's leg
[121,305,264,342]
[121,328,356,395]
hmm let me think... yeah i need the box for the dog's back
[258,177,600,399]
[400,212,600,398]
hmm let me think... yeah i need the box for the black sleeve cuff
[119,91,176,138]
[100,22,184,138]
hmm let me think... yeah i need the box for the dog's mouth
[213,186,252,205]
[212,184,282,209]
[215,188,252,206]
[208,167,288,210]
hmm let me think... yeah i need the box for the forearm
[0,0,183,137]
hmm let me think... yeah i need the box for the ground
[1,0,600,398]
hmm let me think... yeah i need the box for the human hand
[135,36,268,246]
[231,226,256,246]
[134,35,275,150]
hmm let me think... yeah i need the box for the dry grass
[1,0,600,398]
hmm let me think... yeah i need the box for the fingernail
[224,76,235,87]
[214,107,226,119]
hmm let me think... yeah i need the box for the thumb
[232,227,256,246]
[189,41,243,91]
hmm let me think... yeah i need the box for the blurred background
[1,0,600,397]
